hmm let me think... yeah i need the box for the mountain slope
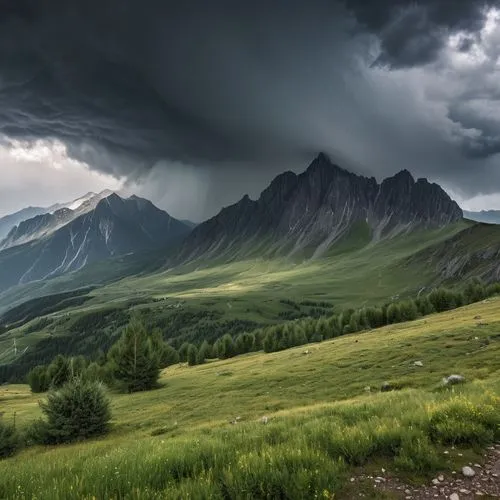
[0,207,47,240]
[464,210,500,224]
[0,191,114,250]
[406,222,500,283]
[178,153,462,263]
[0,194,191,292]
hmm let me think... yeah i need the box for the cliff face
[178,153,463,262]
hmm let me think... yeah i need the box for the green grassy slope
[1,298,499,498]
[0,223,471,371]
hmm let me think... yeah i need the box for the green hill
[5,219,500,380]
[1,298,499,499]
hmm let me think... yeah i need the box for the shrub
[29,378,111,445]
[429,397,500,446]
[27,365,50,393]
[394,433,441,474]
[0,419,19,459]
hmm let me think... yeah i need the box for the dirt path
[351,444,500,499]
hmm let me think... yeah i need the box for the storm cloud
[1,0,500,218]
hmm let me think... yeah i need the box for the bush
[28,378,111,445]
[429,397,500,446]
[27,365,50,393]
[0,419,19,459]
[394,433,441,474]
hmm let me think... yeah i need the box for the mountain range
[464,210,500,225]
[177,153,462,262]
[0,193,190,291]
[0,153,492,298]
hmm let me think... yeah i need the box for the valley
[1,156,500,500]
[1,298,499,498]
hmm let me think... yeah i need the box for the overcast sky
[1,0,500,220]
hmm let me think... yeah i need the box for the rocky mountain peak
[177,155,464,262]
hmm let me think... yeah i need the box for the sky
[1,0,500,220]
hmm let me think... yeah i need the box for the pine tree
[217,334,236,359]
[197,341,211,364]
[178,342,190,363]
[30,378,111,444]
[47,355,71,388]
[27,365,50,393]
[108,316,160,393]
[187,344,198,366]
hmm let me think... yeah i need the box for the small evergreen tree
[197,341,211,364]
[187,344,198,366]
[0,418,19,458]
[47,355,71,388]
[217,334,235,359]
[263,330,275,353]
[162,344,180,367]
[108,316,160,393]
[386,303,402,324]
[29,378,111,445]
[27,365,50,393]
[178,342,190,363]
[399,300,419,322]
[150,329,179,368]
[415,296,435,316]
[69,356,88,378]
[235,332,255,354]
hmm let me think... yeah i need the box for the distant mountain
[0,191,114,250]
[0,207,47,240]
[464,210,500,225]
[180,219,198,229]
[177,153,463,262]
[0,193,191,291]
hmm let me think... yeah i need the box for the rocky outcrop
[178,153,463,262]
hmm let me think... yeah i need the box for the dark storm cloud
[1,0,500,217]
[344,0,495,67]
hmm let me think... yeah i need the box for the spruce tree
[47,355,71,388]
[30,378,111,444]
[187,344,198,366]
[108,316,160,393]
[197,341,211,364]
[27,365,50,393]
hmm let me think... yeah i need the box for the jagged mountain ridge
[0,191,115,250]
[178,153,463,262]
[0,193,191,291]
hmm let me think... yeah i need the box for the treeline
[258,280,500,354]
[14,279,500,388]
[0,287,94,329]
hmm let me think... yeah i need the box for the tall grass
[1,385,498,499]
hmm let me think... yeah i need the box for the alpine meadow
[2,1,500,499]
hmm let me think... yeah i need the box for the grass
[1,297,500,498]
[0,222,471,364]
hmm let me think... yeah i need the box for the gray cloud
[344,0,495,67]
[1,0,500,218]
